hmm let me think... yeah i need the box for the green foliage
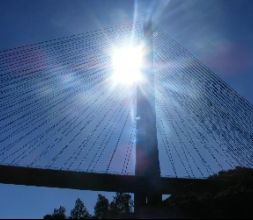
[70,198,90,219]
[43,206,66,219]
[43,193,133,219]
[109,192,133,218]
[163,167,253,218]
[94,194,109,219]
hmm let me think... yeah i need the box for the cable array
[0,24,252,178]
[154,31,253,178]
[0,24,140,175]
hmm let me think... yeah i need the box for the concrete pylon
[135,20,161,214]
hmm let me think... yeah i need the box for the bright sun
[111,44,144,87]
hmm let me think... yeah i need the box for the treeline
[44,167,253,219]
[163,167,253,218]
[43,193,133,219]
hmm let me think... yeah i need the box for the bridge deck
[0,165,226,194]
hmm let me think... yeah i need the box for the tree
[94,194,109,219]
[109,193,133,217]
[43,206,66,219]
[163,167,253,218]
[70,198,90,219]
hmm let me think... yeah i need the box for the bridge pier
[135,21,161,213]
[134,193,162,216]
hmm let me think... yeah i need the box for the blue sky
[1,0,252,102]
[0,0,253,218]
[153,0,253,103]
[0,183,115,219]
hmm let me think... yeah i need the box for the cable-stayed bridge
[0,23,253,209]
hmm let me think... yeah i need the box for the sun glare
[111,44,144,87]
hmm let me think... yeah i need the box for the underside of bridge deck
[0,164,227,194]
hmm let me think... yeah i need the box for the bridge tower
[135,21,161,213]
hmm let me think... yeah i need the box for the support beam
[0,165,227,194]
